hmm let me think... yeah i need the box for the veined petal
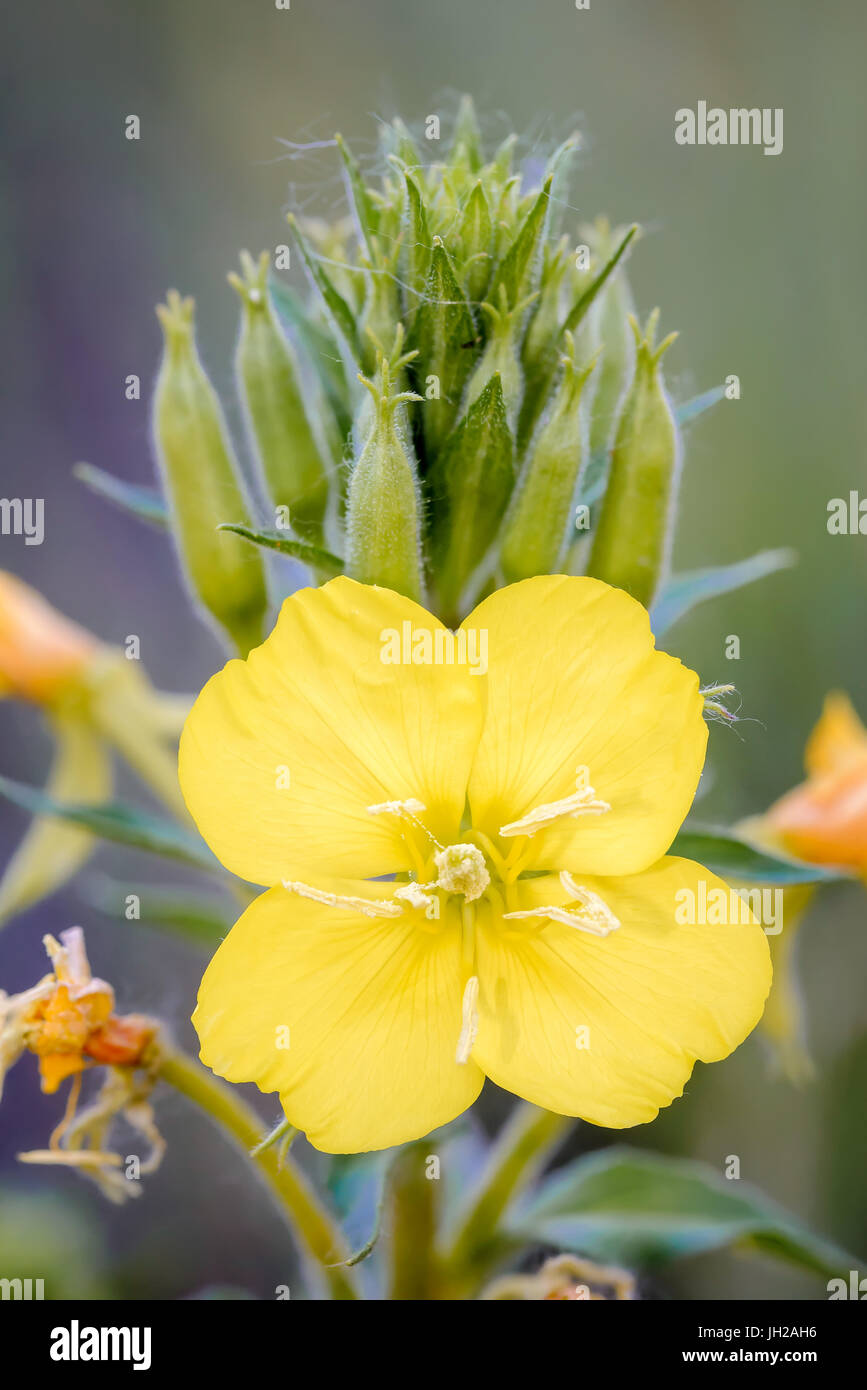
[180,578,484,884]
[193,877,482,1153]
[473,858,771,1128]
[462,576,706,875]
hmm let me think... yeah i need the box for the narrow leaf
[675,383,726,427]
[0,775,216,870]
[671,823,847,884]
[335,133,379,255]
[651,549,796,636]
[488,176,552,307]
[267,275,352,438]
[563,223,639,335]
[73,463,168,529]
[218,524,343,578]
[288,214,362,363]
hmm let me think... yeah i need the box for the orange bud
[0,572,99,705]
[767,693,867,874]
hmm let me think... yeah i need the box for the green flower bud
[153,291,267,655]
[500,334,599,583]
[587,222,637,463]
[229,251,330,540]
[429,373,514,623]
[411,236,476,458]
[464,285,537,433]
[346,357,424,601]
[587,310,680,607]
[457,181,493,305]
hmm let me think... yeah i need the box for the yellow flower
[180,576,771,1153]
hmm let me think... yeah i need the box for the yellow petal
[462,576,706,875]
[179,578,484,885]
[194,878,483,1153]
[804,692,867,777]
[473,857,771,1127]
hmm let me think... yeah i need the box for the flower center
[433,843,490,902]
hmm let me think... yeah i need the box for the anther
[503,873,621,938]
[281,880,403,918]
[455,975,479,1064]
[499,766,610,838]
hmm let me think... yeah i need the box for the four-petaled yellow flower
[180,576,771,1153]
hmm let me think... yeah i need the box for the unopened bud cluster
[152,99,685,635]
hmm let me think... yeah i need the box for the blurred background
[1,0,865,1299]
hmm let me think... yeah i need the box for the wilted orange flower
[766,693,867,875]
[0,927,155,1095]
[0,571,100,706]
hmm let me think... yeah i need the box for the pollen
[433,844,490,902]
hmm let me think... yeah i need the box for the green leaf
[335,133,379,255]
[671,823,847,884]
[267,276,352,438]
[288,214,363,364]
[0,775,216,871]
[651,549,796,635]
[563,223,639,336]
[217,523,343,577]
[73,462,168,528]
[675,384,726,428]
[510,1147,861,1277]
[79,875,231,945]
[488,176,552,307]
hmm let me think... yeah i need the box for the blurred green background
[1,0,865,1299]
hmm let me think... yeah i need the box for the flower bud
[229,251,329,540]
[411,236,475,458]
[500,336,598,583]
[153,291,268,655]
[587,222,637,463]
[345,358,424,601]
[0,571,100,706]
[429,373,514,622]
[587,310,680,607]
[464,285,536,433]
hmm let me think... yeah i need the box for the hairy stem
[158,1051,358,1300]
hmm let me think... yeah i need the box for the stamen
[367,798,428,818]
[393,881,437,910]
[504,874,621,938]
[455,975,479,1064]
[281,880,403,918]
[499,766,610,838]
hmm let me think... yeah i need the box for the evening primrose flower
[180,575,771,1153]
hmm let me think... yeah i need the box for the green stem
[440,1103,573,1295]
[158,1051,358,1300]
[388,1144,439,1300]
